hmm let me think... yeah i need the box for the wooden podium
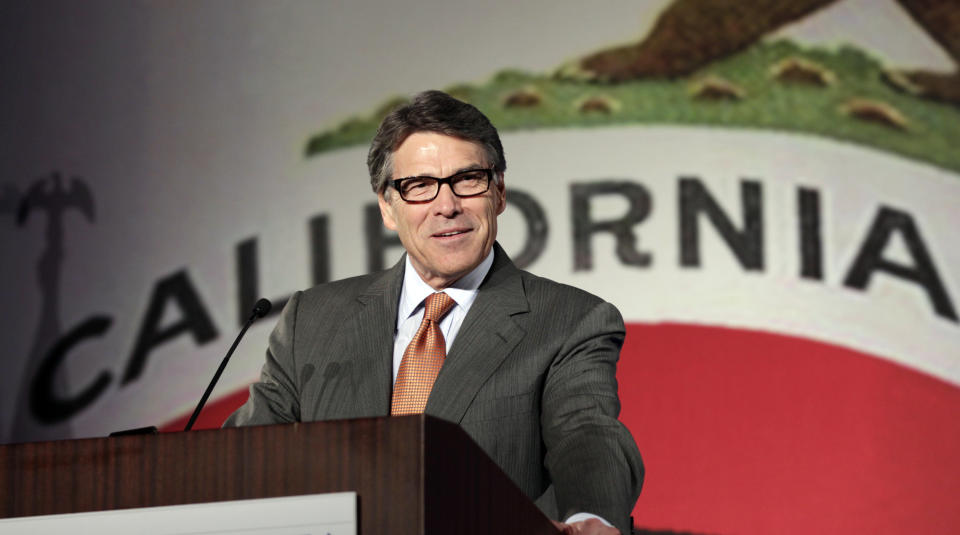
[0,415,559,534]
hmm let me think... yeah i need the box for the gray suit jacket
[225,243,643,532]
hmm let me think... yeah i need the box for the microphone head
[253,298,272,318]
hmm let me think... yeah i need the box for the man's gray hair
[366,90,506,195]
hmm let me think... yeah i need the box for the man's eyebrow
[397,165,487,181]
[452,164,487,174]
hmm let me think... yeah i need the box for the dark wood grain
[0,415,559,535]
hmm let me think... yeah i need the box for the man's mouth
[433,228,471,238]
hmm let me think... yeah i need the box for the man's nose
[432,183,461,216]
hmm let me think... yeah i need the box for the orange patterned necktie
[391,292,456,415]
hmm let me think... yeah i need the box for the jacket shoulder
[297,269,391,308]
[516,269,609,310]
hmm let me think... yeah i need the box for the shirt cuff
[564,512,614,527]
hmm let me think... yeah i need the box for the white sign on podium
[0,492,357,534]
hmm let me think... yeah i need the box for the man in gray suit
[226,90,643,534]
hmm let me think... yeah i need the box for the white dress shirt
[392,250,494,381]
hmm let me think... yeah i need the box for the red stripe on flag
[619,322,960,534]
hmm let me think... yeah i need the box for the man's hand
[552,519,620,535]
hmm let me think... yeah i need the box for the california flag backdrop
[2,1,958,533]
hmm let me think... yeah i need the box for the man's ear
[378,192,398,231]
[495,173,507,215]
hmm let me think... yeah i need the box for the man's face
[378,131,506,290]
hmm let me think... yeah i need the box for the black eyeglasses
[390,168,493,202]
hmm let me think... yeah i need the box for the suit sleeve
[222,291,303,427]
[540,300,644,533]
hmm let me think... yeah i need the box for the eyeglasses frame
[389,168,495,203]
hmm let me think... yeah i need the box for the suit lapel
[329,259,404,417]
[425,245,529,424]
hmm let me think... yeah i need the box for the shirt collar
[397,248,495,324]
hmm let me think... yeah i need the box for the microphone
[183,298,272,431]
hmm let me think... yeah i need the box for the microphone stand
[184,298,271,431]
